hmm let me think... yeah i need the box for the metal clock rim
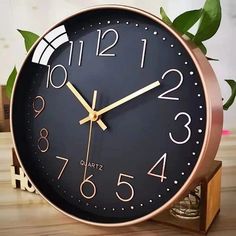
[10,4,223,227]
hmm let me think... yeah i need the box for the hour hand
[66,82,107,131]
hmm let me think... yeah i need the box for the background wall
[0,0,235,129]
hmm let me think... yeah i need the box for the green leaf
[223,80,236,110]
[193,0,221,42]
[184,31,194,40]
[160,7,172,26]
[17,29,39,52]
[6,67,17,98]
[173,9,202,35]
[185,32,207,55]
[195,40,207,55]
[206,56,219,61]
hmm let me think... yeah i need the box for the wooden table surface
[1,132,236,236]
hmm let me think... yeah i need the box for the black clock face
[12,7,207,225]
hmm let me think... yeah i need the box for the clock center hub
[89,112,99,122]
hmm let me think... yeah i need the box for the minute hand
[79,80,160,125]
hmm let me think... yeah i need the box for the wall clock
[11,5,223,226]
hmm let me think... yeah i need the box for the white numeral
[68,40,84,66]
[96,29,119,56]
[116,173,134,202]
[147,153,167,182]
[140,39,147,68]
[169,112,191,144]
[158,69,183,101]
[68,41,73,66]
[78,40,84,66]
[46,65,68,89]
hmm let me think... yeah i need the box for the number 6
[80,175,97,199]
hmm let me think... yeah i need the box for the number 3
[169,112,191,144]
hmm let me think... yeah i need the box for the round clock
[11,5,223,226]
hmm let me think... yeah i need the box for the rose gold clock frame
[10,4,223,227]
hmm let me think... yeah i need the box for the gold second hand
[83,90,97,181]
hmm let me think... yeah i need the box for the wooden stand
[11,148,221,233]
[152,160,222,234]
